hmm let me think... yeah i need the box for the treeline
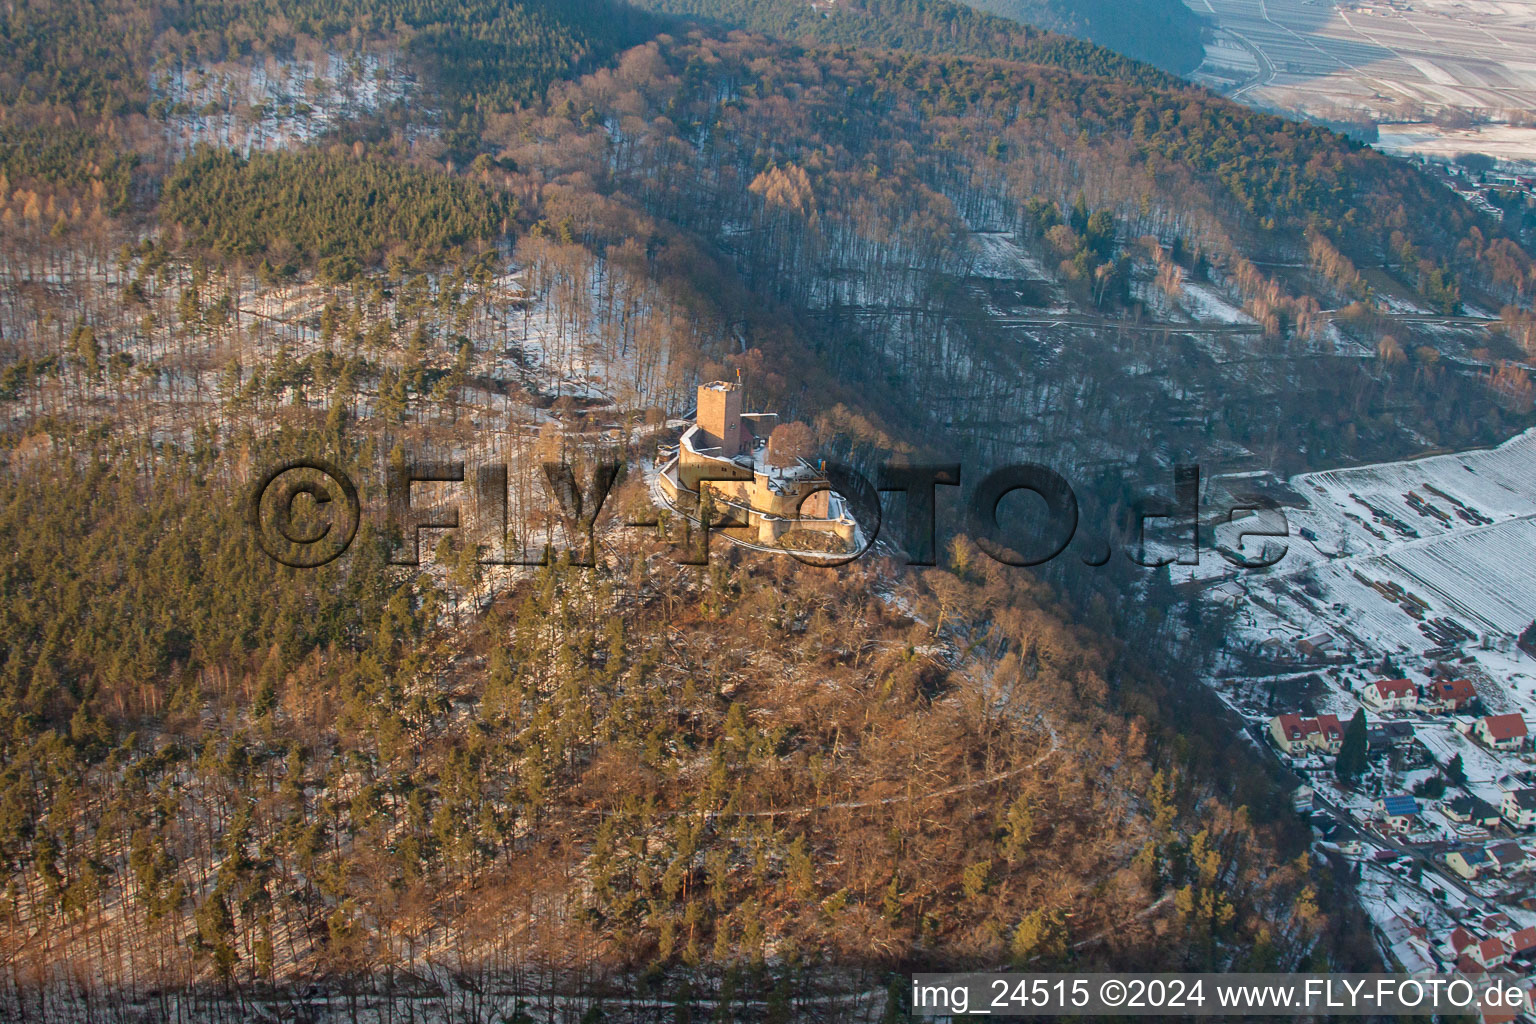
[629,0,1186,89]
[0,433,399,721]
[179,0,661,112]
[1024,194,1131,307]
[161,147,515,280]
[571,32,1520,285]
[513,29,1532,477]
[0,0,156,116]
[2,0,1524,1010]
[634,0,1204,80]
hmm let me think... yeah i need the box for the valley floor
[1186,0,1536,162]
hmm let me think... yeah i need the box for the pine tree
[1335,709,1368,783]
[1010,906,1066,964]
[1445,752,1466,787]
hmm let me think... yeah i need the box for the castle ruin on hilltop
[654,381,857,550]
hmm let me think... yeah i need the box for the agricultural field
[1185,0,1536,160]
[1196,426,1536,679]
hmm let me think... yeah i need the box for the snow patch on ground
[968,230,1050,280]
[1177,282,1257,325]
[153,52,424,157]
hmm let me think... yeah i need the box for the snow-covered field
[1375,124,1536,163]
[1177,282,1259,325]
[1191,428,1536,680]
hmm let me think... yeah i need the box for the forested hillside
[509,31,1534,480]
[0,0,657,116]
[163,148,515,280]
[0,440,1336,1018]
[967,0,1207,74]
[624,0,1187,85]
[632,0,1205,76]
[1,0,1530,1016]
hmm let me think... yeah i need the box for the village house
[1426,677,1478,713]
[1474,713,1529,751]
[1495,771,1535,795]
[1473,937,1510,970]
[1451,954,1484,979]
[1448,843,1528,880]
[1444,925,1479,962]
[1364,678,1419,713]
[1509,926,1536,960]
[1367,721,1417,752]
[1267,713,1344,755]
[656,381,858,549]
[1488,842,1527,873]
[1295,633,1335,658]
[1445,846,1490,879]
[1502,789,1536,830]
[1443,795,1504,828]
[1380,914,1436,973]
[1482,912,1514,935]
[1376,793,1421,833]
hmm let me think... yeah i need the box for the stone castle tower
[694,380,743,456]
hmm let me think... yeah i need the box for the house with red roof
[1473,937,1509,969]
[1474,713,1528,751]
[1427,677,1478,712]
[1365,678,1418,712]
[1507,927,1536,959]
[1479,996,1522,1024]
[1309,714,1344,754]
[1267,713,1344,756]
[1443,926,1480,963]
